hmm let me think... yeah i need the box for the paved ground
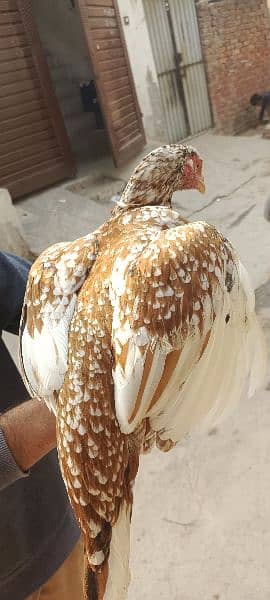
[9,131,270,599]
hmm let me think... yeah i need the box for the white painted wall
[117,0,166,143]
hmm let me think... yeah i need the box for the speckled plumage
[20,145,266,600]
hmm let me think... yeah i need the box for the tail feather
[103,503,131,600]
[83,503,131,600]
[84,559,98,600]
[84,558,109,600]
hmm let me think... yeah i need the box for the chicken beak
[196,177,206,194]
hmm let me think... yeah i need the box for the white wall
[117,0,166,143]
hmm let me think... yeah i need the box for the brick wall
[196,0,270,133]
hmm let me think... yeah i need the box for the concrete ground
[0,189,33,261]
[9,131,270,598]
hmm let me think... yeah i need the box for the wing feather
[112,221,266,442]
[19,233,99,411]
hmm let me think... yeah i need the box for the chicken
[19,144,266,600]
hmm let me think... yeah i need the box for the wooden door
[0,0,75,199]
[77,0,146,166]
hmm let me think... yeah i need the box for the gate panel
[169,0,212,134]
[143,0,187,143]
[143,0,212,142]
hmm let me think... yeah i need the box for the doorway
[33,0,146,169]
[143,0,212,143]
[33,0,109,163]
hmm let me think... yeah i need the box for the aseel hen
[20,145,266,600]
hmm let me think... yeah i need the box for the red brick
[197,0,270,133]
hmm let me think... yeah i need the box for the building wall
[117,0,167,143]
[196,0,270,134]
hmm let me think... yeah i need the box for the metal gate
[143,0,212,143]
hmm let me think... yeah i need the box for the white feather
[113,339,167,434]
[147,331,203,424]
[113,251,266,446]
[104,503,131,600]
[19,233,99,411]
[152,260,267,443]
[21,295,77,413]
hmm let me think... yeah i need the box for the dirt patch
[67,174,126,205]
[256,278,270,311]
